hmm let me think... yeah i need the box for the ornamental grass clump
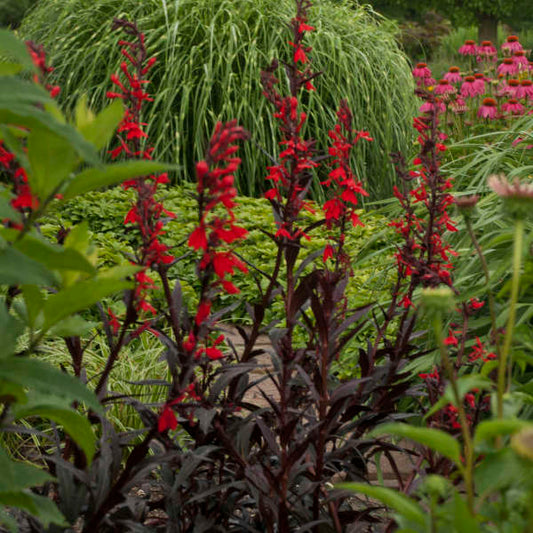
[19,0,417,199]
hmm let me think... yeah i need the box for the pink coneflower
[473,73,486,94]
[461,75,482,97]
[501,35,523,54]
[478,97,498,119]
[502,79,521,98]
[419,100,446,115]
[513,50,529,70]
[444,66,462,84]
[459,39,477,56]
[477,40,497,61]
[502,98,525,115]
[412,63,436,88]
[449,96,468,114]
[412,62,432,79]
[497,57,518,76]
[434,79,457,96]
[517,79,533,100]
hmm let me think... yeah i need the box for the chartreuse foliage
[0,30,172,529]
[19,0,417,199]
[42,186,395,327]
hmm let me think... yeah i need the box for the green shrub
[20,0,417,199]
[43,186,395,328]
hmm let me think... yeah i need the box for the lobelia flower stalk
[96,18,175,397]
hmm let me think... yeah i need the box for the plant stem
[497,218,524,419]
[433,314,475,514]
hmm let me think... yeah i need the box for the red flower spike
[107,19,177,320]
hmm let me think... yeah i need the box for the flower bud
[420,286,455,316]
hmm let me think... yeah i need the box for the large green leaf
[338,482,426,526]
[13,234,95,274]
[0,63,23,76]
[0,304,23,359]
[0,195,20,223]
[27,129,77,200]
[0,244,57,286]
[0,491,66,528]
[79,99,124,150]
[452,492,481,533]
[0,30,36,71]
[0,107,99,167]
[474,419,533,445]
[371,423,462,465]
[14,405,95,463]
[0,78,52,107]
[0,358,101,412]
[62,160,171,200]
[48,316,97,338]
[0,124,30,173]
[475,448,533,495]
[42,277,132,330]
[0,448,53,493]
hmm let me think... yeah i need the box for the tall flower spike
[108,19,175,317]
[261,0,319,243]
[184,121,248,361]
[323,100,371,265]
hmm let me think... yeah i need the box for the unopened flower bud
[454,194,479,220]
[420,286,455,316]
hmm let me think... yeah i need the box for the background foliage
[0,0,37,28]
[20,0,417,199]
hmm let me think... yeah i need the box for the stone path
[221,326,415,489]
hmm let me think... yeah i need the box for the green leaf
[0,30,36,71]
[0,63,23,76]
[0,195,20,223]
[21,285,44,328]
[0,125,30,173]
[0,244,57,287]
[338,483,426,526]
[42,277,131,331]
[371,423,461,465]
[0,304,23,359]
[474,419,533,445]
[74,95,94,129]
[79,99,124,150]
[48,316,97,338]
[475,448,533,495]
[0,78,52,107]
[13,234,95,275]
[0,380,26,404]
[27,129,77,200]
[62,160,171,200]
[0,358,101,412]
[452,492,481,533]
[14,405,95,463]
[0,492,66,528]
[0,107,99,167]
[0,448,53,493]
